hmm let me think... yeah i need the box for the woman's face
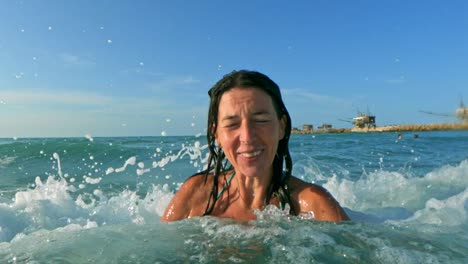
[215,87,285,179]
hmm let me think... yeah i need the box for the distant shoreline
[292,123,468,134]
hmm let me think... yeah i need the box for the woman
[161,70,349,222]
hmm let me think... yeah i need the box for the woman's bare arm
[290,177,349,221]
[161,175,208,222]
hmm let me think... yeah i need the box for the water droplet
[84,134,94,142]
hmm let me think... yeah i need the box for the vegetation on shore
[292,123,468,134]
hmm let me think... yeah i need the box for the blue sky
[1,0,467,137]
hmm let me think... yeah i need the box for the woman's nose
[239,121,255,144]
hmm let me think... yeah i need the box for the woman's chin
[235,167,269,179]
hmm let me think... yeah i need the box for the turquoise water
[0,131,467,263]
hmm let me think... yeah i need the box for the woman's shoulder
[288,176,349,221]
[161,172,212,222]
[185,171,211,185]
[288,176,331,196]
[178,172,213,195]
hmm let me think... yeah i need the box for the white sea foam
[84,134,94,142]
[0,133,465,262]
[105,167,114,175]
[0,134,466,262]
[0,173,173,243]
[136,168,150,176]
[151,142,207,169]
[52,152,64,180]
[84,176,102,184]
[325,159,468,223]
[0,156,16,168]
[400,187,468,226]
[111,156,137,173]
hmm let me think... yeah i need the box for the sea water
[0,131,466,263]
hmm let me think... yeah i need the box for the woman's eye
[223,122,238,128]
[255,119,270,123]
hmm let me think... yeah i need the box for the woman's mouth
[240,150,262,158]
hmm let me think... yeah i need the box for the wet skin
[161,87,349,222]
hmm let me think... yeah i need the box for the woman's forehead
[218,88,274,112]
[220,87,272,104]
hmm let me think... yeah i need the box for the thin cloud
[59,53,96,66]
[282,88,348,105]
[281,88,356,126]
[0,89,207,137]
[120,66,164,77]
[0,90,110,106]
[385,76,406,84]
[385,79,406,84]
[149,75,201,92]
[0,89,195,115]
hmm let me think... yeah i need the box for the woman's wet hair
[203,70,295,215]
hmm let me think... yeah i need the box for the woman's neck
[234,171,273,209]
